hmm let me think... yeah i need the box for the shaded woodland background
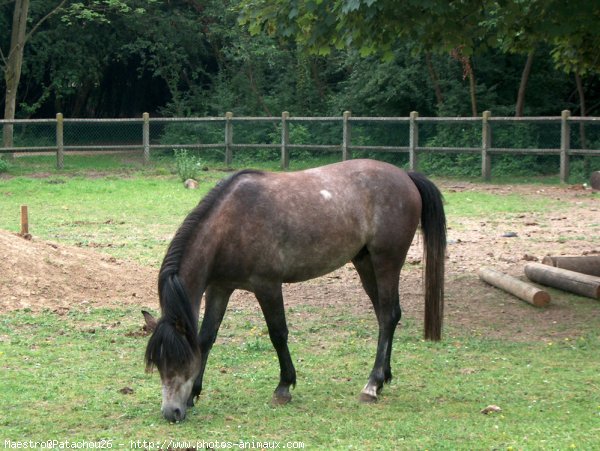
[2,0,599,121]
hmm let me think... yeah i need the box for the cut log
[478,267,550,307]
[541,255,600,277]
[524,262,600,300]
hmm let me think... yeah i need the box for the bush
[0,156,8,173]
[160,123,224,161]
[174,149,204,181]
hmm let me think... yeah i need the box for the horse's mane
[146,169,264,371]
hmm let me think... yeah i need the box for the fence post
[409,111,419,171]
[560,109,570,183]
[481,110,492,181]
[143,112,150,164]
[342,111,352,160]
[281,111,290,170]
[56,113,64,169]
[20,205,29,237]
[225,111,233,167]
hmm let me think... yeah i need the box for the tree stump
[591,171,600,192]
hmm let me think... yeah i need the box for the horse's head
[144,311,201,422]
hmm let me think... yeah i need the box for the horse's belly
[277,241,362,283]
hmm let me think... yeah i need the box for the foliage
[239,0,486,58]
[174,148,205,182]
[1,0,600,173]
[239,0,600,77]
[159,122,225,160]
[0,155,8,173]
[60,0,150,25]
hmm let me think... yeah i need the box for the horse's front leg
[192,285,233,405]
[255,284,296,405]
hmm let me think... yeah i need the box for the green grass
[1,155,599,449]
[443,191,564,219]
[1,308,598,449]
[2,155,570,260]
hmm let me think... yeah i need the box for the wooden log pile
[541,255,600,277]
[479,255,600,305]
[525,262,600,300]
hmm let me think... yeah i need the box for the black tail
[407,172,446,341]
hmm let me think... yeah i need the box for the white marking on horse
[320,189,333,200]
[361,382,378,399]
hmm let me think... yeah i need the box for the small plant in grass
[174,148,204,181]
[0,156,9,173]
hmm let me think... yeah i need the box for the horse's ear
[142,310,158,332]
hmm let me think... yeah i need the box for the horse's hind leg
[254,284,297,405]
[354,252,402,403]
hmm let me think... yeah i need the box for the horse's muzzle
[162,403,186,422]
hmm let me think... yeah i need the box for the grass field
[1,154,599,450]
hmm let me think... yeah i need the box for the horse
[144,158,446,422]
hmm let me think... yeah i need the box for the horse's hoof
[271,392,292,406]
[359,392,378,403]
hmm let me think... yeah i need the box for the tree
[1,0,152,146]
[240,0,600,117]
[2,0,68,148]
[239,0,493,116]
[240,0,486,57]
[485,0,600,114]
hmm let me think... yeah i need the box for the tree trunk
[515,50,535,117]
[3,0,67,150]
[425,53,444,106]
[3,0,30,151]
[575,73,590,174]
[467,58,477,117]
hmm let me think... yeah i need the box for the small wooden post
[481,110,491,181]
[143,112,150,164]
[56,112,64,169]
[225,112,233,168]
[409,111,419,171]
[560,109,570,183]
[20,205,29,236]
[342,111,352,161]
[281,111,290,170]
[591,171,600,191]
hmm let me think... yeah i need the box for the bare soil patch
[1,182,598,342]
[0,230,156,313]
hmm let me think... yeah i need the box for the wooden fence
[1,111,599,182]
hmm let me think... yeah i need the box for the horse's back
[210,159,422,284]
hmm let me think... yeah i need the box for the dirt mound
[0,229,157,313]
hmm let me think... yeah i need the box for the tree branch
[24,0,69,44]
[0,46,7,68]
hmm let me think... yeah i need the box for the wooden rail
[1,111,599,181]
